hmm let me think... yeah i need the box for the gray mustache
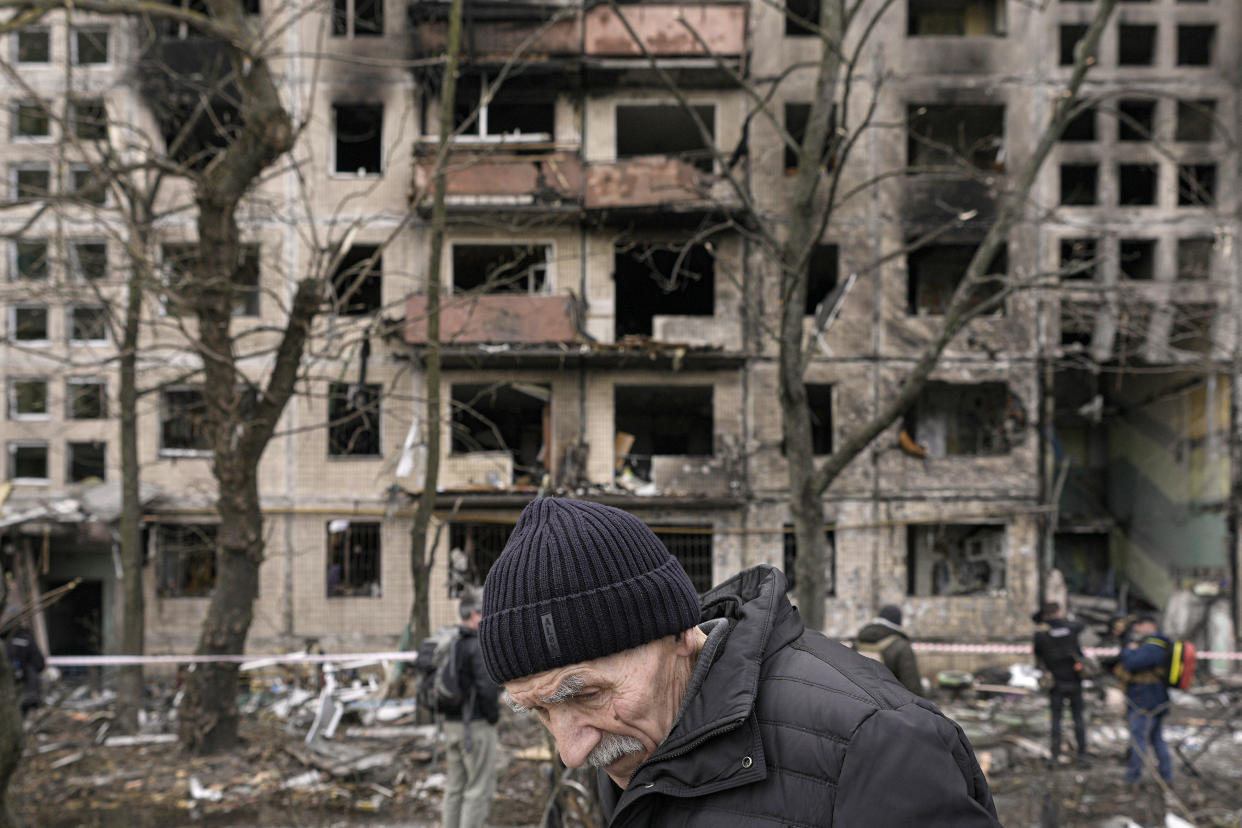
[587,734,646,768]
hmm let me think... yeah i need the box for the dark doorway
[43,578,102,657]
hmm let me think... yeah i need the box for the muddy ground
[10,680,1242,827]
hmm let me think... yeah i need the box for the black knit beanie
[479,497,702,685]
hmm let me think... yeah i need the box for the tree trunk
[0,584,22,828]
[408,0,464,648]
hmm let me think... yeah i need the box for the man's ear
[672,628,697,657]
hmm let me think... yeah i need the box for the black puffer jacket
[598,566,999,827]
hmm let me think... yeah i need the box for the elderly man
[480,498,1000,826]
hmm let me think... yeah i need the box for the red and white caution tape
[913,643,1242,660]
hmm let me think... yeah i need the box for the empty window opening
[68,441,106,483]
[1169,303,1213,353]
[233,246,260,316]
[1177,164,1215,207]
[160,243,260,316]
[454,76,554,142]
[330,244,383,314]
[14,102,49,138]
[70,242,107,281]
[12,165,50,201]
[907,523,1006,596]
[1118,163,1157,206]
[1060,238,1098,281]
[17,28,50,63]
[161,387,211,453]
[785,0,820,36]
[11,305,48,342]
[807,383,833,455]
[70,165,106,205]
[907,104,1004,171]
[72,26,109,64]
[450,382,548,483]
[69,305,108,343]
[782,527,836,595]
[452,244,547,295]
[1117,24,1156,66]
[67,378,107,419]
[1054,533,1112,597]
[653,527,713,593]
[8,378,48,419]
[615,385,713,479]
[1119,239,1155,281]
[14,240,48,280]
[613,241,715,338]
[805,244,839,315]
[8,441,49,483]
[908,0,1004,36]
[904,381,1023,457]
[1176,24,1214,66]
[783,103,837,173]
[334,104,383,175]
[326,520,381,597]
[616,105,715,172]
[1117,98,1155,141]
[156,524,217,597]
[1060,301,1096,350]
[906,243,1006,315]
[1176,99,1215,142]
[1176,237,1213,281]
[1059,24,1087,66]
[332,0,383,37]
[328,382,381,457]
[447,522,514,598]
[1061,106,1096,141]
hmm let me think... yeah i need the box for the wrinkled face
[504,632,696,789]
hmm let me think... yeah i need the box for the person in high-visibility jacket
[1117,615,1172,784]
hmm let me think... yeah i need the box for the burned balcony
[614,240,715,340]
[615,384,732,496]
[446,382,549,489]
[404,294,580,345]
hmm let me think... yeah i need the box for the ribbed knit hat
[479,498,702,685]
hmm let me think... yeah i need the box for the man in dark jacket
[442,589,501,828]
[855,604,923,695]
[1033,601,1088,766]
[480,498,1000,826]
[4,624,45,716]
[1118,615,1172,784]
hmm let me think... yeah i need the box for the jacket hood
[857,619,910,643]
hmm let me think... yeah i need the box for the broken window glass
[156,523,217,597]
[454,76,555,141]
[907,523,1006,596]
[452,244,547,294]
[614,241,715,338]
[450,383,549,483]
[904,381,1023,457]
[328,382,381,457]
[326,520,381,597]
[907,104,1004,172]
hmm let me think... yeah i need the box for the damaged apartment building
[1,0,1239,663]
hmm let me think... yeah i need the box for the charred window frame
[653,526,713,593]
[332,0,384,37]
[613,241,716,338]
[785,0,820,37]
[614,384,713,479]
[330,244,383,315]
[7,377,49,420]
[782,526,836,596]
[1059,163,1098,205]
[328,382,381,457]
[1176,24,1214,66]
[68,304,109,345]
[449,382,549,482]
[67,441,106,483]
[11,164,51,202]
[907,523,1006,596]
[12,239,49,281]
[1118,163,1157,206]
[616,104,715,173]
[451,243,548,295]
[1175,99,1215,142]
[906,104,1004,172]
[326,520,382,597]
[903,381,1024,457]
[10,304,49,344]
[1061,105,1096,142]
[156,523,218,598]
[1117,24,1157,66]
[7,440,49,484]
[453,75,555,143]
[333,103,383,176]
[1119,239,1156,281]
[907,0,1006,37]
[1177,164,1216,207]
[160,386,212,455]
[1117,98,1155,141]
[67,377,107,419]
[906,242,1006,316]
[15,27,50,63]
[447,521,515,598]
[1059,237,1099,281]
